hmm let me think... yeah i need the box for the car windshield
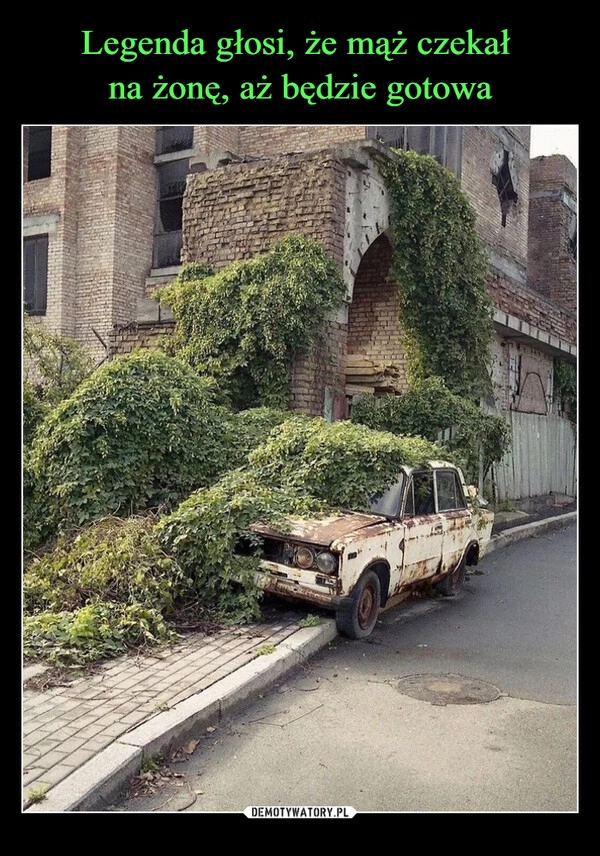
[367,475,405,518]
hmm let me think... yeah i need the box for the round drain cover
[397,673,501,705]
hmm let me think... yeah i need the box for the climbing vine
[382,149,494,399]
[156,234,346,410]
[553,358,577,423]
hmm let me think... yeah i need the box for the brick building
[22,125,577,499]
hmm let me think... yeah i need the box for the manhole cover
[397,673,501,705]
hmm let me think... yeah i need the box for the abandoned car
[249,461,494,639]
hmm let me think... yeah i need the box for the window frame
[26,126,52,182]
[23,234,49,316]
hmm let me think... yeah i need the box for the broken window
[367,126,463,175]
[491,148,518,226]
[26,126,52,181]
[153,158,189,268]
[23,235,48,315]
[156,126,194,155]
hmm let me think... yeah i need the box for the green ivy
[156,233,346,410]
[157,417,447,627]
[25,350,238,548]
[553,358,577,422]
[351,377,511,483]
[382,150,494,399]
[23,516,191,665]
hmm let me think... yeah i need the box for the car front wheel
[336,569,381,639]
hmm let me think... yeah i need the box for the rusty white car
[250,461,493,639]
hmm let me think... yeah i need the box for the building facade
[22,125,577,499]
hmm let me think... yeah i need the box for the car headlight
[315,551,337,574]
[295,546,315,569]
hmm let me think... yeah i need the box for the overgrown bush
[156,469,327,624]
[25,350,237,548]
[247,416,448,508]
[156,418,447,625]
[23,381,48,446]
[23,319,94,446]
[228,406,296,468]
[156,234,346,409]
[23,317,93,405]
[23,516,191,665]
[351,377,511,482]
[24,603,177,666]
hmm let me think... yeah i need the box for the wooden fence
[485,410,577,502]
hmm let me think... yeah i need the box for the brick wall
[238,126,367,157]
[527,154,577,313]
[194,126,241,158]
[487,270,576,344]
[24,126,156,362]
[109,321,175,356]
[112,127,157,335]
[180,150,347,271]
[291,321,348,416]
[461,126,530,269]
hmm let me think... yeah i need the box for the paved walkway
[22,510,576,813]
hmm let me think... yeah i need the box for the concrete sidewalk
[23,510,576,813]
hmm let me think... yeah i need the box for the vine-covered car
[249,461,493,639]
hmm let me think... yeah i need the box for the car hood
[250,512,386,547]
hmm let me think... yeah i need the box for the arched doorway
[345,232,409,408]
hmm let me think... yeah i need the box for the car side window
[435,470,467,511]
[404,471,435,517]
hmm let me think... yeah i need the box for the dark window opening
[153,158,189,268]
[24,235,48,315]
[27,126,52,181]
[156,126,194,155]
[159,198,183,232]
[492,149,518,227]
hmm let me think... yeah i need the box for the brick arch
[345,232,409,396]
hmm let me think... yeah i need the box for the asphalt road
[110,524,577,814]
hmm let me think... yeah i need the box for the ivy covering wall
[157,233,346,410]
[381,149,494,399]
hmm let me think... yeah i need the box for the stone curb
[25,621,338,812]
[24,511,575,813]
[486,511,576,554]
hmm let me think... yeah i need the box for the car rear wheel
[336,569,381,639]
[434,556,467,597]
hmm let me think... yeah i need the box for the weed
[26,785,48,805]
[299,614,322,627]
[256,644,276,656]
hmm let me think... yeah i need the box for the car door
[434,468,472,569]
[400,469,446,584]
